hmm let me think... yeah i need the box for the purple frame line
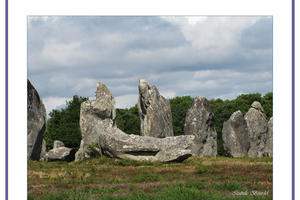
[4,4,296,200]
[292,0,295,199]
[5,0,8,198]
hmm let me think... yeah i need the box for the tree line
[44,92,272,155]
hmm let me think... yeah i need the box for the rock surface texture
[222,111,250,157]
[184,96,217,156]
[27,79,47,160]
[46,140,75,162]
[263,117,273,157]
[244,101,268,158]
[75,82,199,162]
[39,139,47,161]
[75,82,116,161]
[54,140,65,149]
[137,79,174,138]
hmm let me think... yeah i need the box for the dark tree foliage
[169,96,194,136]
[261,92,273,120]
[116,104,141,135]
[44,95,88,151]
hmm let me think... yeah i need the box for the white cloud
[161,16,260,60]
[160,91,176,99]
[115,94,138,108]
[43,97,72,114]
[72,78,98,91]
[41,41,89,67]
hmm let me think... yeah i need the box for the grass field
[28,156,272,200]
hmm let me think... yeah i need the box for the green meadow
[28,156,272,200]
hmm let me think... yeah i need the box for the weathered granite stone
[263,117,273,157]
[46,147,75,162]
[75,82,199,162]
[222,111,250,157]
[54,140,65,149]
[245,101,268,158]
[46,141,75,162]
[75,82,116,161]
[184,96,217,156]
[137,79,173,138]
[99,128,199,162]
[27,79,47,160]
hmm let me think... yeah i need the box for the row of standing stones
[27,79,272,162]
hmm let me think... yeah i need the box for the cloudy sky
[27,16,272,115]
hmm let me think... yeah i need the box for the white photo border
[6,0,293,199]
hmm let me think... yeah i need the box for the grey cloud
[28,16,272,112]
[239,17,273,49]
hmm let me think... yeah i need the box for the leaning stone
[27,79,47,161]
[245,101,268,158]
[222,111,250,157]
[137,79,174,138]
[184,96,217,156]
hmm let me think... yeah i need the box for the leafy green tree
[232,93,262,115]
[261,92,273,119]
[116,104,141,135]
[169,96,194,136]
[44,95,88,151]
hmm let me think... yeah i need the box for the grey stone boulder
[27,79,47,160]
[46,141,75,162]
[137,79,174,138]
[263,117,273,157]
[75,82,200,162]
[222,111,250,157]
[184,96,217,156]
[245,101,268,158]
[54,140,65,149]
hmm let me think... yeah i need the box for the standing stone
[137,79,174,138]
[75,82,116,161]
[46,141,75,162]
[184,96,217,156]
[245,101,268,158]
[75,82,200,162]
[264,117,273,157]
[27,79,47,160]
[222,111,250,157]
